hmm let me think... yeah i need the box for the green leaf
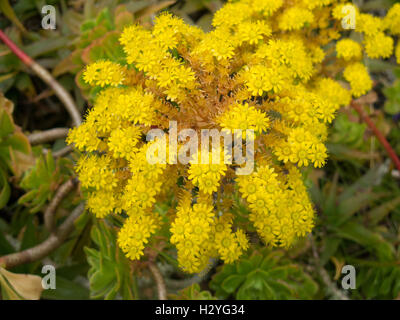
[20,215,39,252]
[114,10,134,31]
[383,80,400,115]
[320,237,341,266]
[210,248,318,300]
[124,1,151,14]
[41,276,90,300]
[85,220,135,300]
[335,222,395,260]
[19,152,69,213]
[221,274,245,293]
[24,37,71,59]
[0,109,14,139]
[368,196,400,225]
[4,132,31,154]
[0,0,27,33]
[82,32,125,65]
[170,283,217,300]
[338,167,380,203]
[0,227,14,255]
[236,260,253,275]
[335,191,385,226]
[0,169,10,209]
[134,0,176,19]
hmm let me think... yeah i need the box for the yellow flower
[218,102,270,138]
[236,21,271,45]
[278,7,314,31]
[237,176,261,199]
[118,212,161,260]
[384,3,400,35]
[336,39,362,61]
[76,155,117,191]
[364,32,394,59]
[108,126,141,160]
[188,149,228,194]
[123,176,162,209]
[251,0,283,16]
[290,144,313,167]
[357,13,383,36]
[310,143,328,168]
[315,78,351,108]
[215,228,248,264]
[87,190,116,218]
[83,60,125,87]
[343,62,373,97]
[396,42,400,64]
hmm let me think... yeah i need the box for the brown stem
[52,146,73,158]
[44,178,78,232]
[28,128,70,145]
[0,30,82,127]
[42,146,73,159]
[148,262,167,300]
[0,203,85,269]
[351,101,400,171]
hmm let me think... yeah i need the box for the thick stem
[30,62,82,127]
[51,146,73,158]
[0,203,85,269]
[44,178,78,232]
[28,128,70,145]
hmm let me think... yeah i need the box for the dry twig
[44,178,78,232]
[28,128,70,145]
[0,203,85,269]
[52,146,73,158]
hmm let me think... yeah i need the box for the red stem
[0,28,82,126]
[351,101,400,172]
[0,29,32,66]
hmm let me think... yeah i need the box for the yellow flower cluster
[343,63,373,98]
[188,149,228,195]
[336,39,362,61]
[218,102,270,138]
[332,2,400,96]
[238,163,314,247]
[170,193,249,272]
[118,209,161,260]
[397,42,400,64]
[68,0,400,273]
[384,4,400,35]
[83,60,126,87]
